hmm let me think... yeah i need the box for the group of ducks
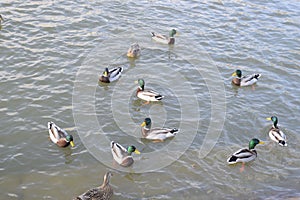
[48,29,180,199]
[46,29,288,199]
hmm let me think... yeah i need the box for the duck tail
[48,121,54,129]
[110,141,115,148]
[279,140,287,146]
[151,32,155,37]
[170,128,178,134]
[155,95,164,100]
[254,74,261,79]
[227,155,237,164]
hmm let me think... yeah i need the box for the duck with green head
[151,29,177,45]
[231,69,261,86]
[127,43,141,58]
[74,172,113,200]
[227,138,264,171]
[48,122,74,147]
[111,141,140,167]
[141,117,178,142]
[99,67,123,83]
[136,79,164,103]
[266,116,287,146]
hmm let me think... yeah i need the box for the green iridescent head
[169,29,177,37]
[127,145,141,154]
[267,116,278,127]
[249,138,264,150]
[232,69,242,78]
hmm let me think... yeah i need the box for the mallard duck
[99,67,123,83]
[74,172,113,200]
[231,69,261,86]
[136,79,164,103]
[141,118,178,142]
[111,141,140,167]
[151,29,177,45]
[48,121,74,147]
[266,116,287,146]
[227,138,264,166]
[127,43,141,58]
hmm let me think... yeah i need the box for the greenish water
[0,0,299,199]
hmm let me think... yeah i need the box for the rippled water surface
[0,0,299,199]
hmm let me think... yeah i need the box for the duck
[266,116,287,146]
[141,118,178,142]
[151,29,177,45]
[127,43,141,58]
[48,121,74,147]
[231,69,261,86]
[111,141,140,167]
[227,138,264,171]
[99,67,123,83]
[136,79,164,103]
[74,172,113,200]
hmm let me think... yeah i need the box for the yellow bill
[70,141,75,147]
[266,117,271,120]
[141,121,146,127]
[134,149,141,154]
[259,141,265,145]
[231,72,237,77]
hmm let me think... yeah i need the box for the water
[0,0,299,199]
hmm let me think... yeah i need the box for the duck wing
[108,67,123,82]
[240,74,261,86]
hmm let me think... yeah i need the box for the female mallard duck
[231,69,261,86]
[48,121,74,147]
[266,116,287,146]
[227,138,264,172]
[99,67,123,83]
[136,79,164,103]
[151,29,177,45]
[127,43,141,58]
[111,141,140,167]
[141,118,178,142]
[74,172,113,200]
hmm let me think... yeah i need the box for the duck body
[99,67,123,83]
[75,172,113,200]
[110,141,140,167]
[151,29,177,45]
[227,138,264,164]
[48,122,74,147]
[232,69,261,86]
[141,118,178,142]
[267,116,287,146]
[127,43,141,58]
[136,79,164,102]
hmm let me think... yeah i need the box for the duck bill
[266,117,271,121]
[134,149,141,154]
[259,141,265,145]
[231,72,237,77]
[70,141,75,147]
[140,121,146,127]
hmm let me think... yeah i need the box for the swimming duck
[141,118,178,142]
[231,69,261,86]
[151,29,177,45]
[227,138,264,167]
[127,43,141,58]
[74,172,113,200]
[99,67,123,83]
[48,122,74,147]
[111,141,140,167]
[266,116,287,146]
[136,79,164,103]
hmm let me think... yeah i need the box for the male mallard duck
[136,79,164,103]
[141,118,178,142]
[266,116,287,146]
[111,141,140,167]
[48,122,74,147]
[231,69,261,86]
[99,67,123,83]
[127,43,141,58]
[227,138,264,167]
[151,29,177,45]
[74,172,113,200]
